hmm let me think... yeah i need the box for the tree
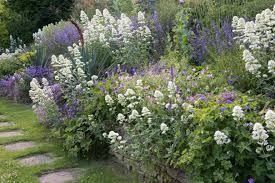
[6,0,74,44]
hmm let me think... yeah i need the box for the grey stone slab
[19,154,55,166]
[3,141,35,151]
[39,170,75,183]
[0,130,23,138]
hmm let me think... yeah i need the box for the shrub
[0,52,33,79]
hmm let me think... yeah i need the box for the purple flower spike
[220,107,226,112]
[170,67,174,80]
[243,106,249,109]
[248,178,254,183]
[199,96,206,101]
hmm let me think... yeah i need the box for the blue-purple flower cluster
[189,19,234,64]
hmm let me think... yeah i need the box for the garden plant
[0,0,274,183]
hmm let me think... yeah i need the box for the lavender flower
[248,178,254,183]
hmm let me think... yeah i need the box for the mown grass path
[0,99,138,183]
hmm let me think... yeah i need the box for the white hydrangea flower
[232,106,245,120]
[160,123,169,134]
[266,145,274,152]
[87,80,94,87]
[232,6,275,78]
[167,81,176,94]
[141,107,151,117]
[154,90,164,101]
[75,84,82,90]
[108,131,120,144]
[129,110,140,120]
[117,94,126,106]
[124,89,136,99]
[102,132,107,138]
[243,50,261,75]
[165,103,178,110]
[214,131,231,145]
[117,113,126,124]
[252,123,269,145]
[136,79,143,89]
[182,102,194,112]
[265,109,275,131]
[105,95,114,106]
[91,75,98,80]
[268,60,275,75]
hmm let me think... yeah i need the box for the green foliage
[0,0,18,48]
[155,0,181,26]
[172,8,193,61]
[6,0,74,44]
[210,49,257,92]
[187,0,275,27]
[171,95,274,183]
[111,0,134,15]
[63,81,112,159]
[79,42,114,78]
[0,52,32,79]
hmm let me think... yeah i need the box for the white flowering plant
[29,78,60,127]
[80,9,152,68]
[232,5,275,94]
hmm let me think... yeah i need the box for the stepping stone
[19,154,55,166]
[0,122,15,127]
[39,170,75,183]
[3,141,35,151]
[0,130,23,138]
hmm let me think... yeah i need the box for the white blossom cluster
[232,5,275,78]
[0,36,26,61]
[105,131,126,149]
[29,78,53,111]
[80,9,151,47]
[232,106,245,121]
[160,123,169,134]
[265,109,275,132]
[214,131,231,145]
[51,44,87,87]
[251,110,275,153]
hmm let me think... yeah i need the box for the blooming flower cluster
[232,5,275,78]
[105,131,126,149]
[80,9,152,66]
[33,21,80,49]
[160,123,169,134]
[0,36,26,61]
[80,9,151,47]
[265,109,275,132]
[232,106,244,121]
[29,78,53,110]
[214,131,231,145]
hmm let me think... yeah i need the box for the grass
[0,98,139,183]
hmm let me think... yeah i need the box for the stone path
[0,115,80,183]
[3,141,35,151]
[19,153,55,166]
[0,130,23,138]
[39,170,76,183]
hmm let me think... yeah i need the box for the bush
[0,52,33,79]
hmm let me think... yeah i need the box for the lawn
[0,99,139,183]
